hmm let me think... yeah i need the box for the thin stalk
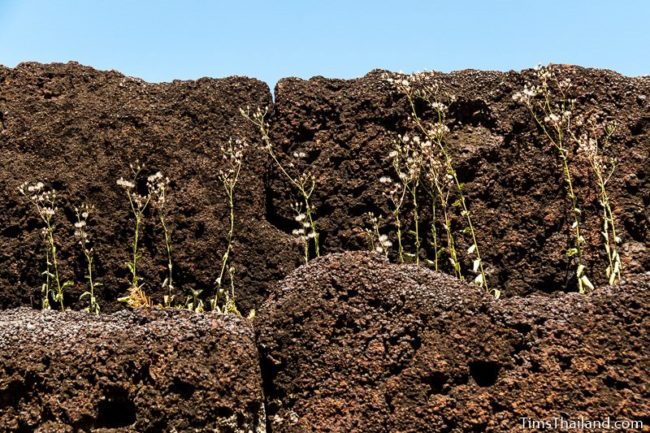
[527,99,590,292]
[244,110,321,259]
[407,92,486,289]
[429,192,439,271]
[409,184,421,265]
[43,243,52,309]
[45,218,65,311]
[159,211,173,302]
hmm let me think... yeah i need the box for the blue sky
[0,0,648,86]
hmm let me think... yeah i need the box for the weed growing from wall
[241,106,320,263]
[74,204,100,314]
[19,181,71,310]
[513,66,596,292]
[574,116,622,285]
[116,161,152,307]
[210,138,247,315]
[364,212,392,258]
[384,73,496,297]
[147,171,175,307]
[388,135,425,264]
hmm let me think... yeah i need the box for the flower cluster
[512,64,616,293]
[18,181,69,310]
[291,202,317,263]
[18,181,57,220]
[147,171,170,208]
[116,161,152,307]
[242,105,321,263]
[364,212,392,257]
[219,138,248,187]
[383,72,493,296]
[75,204,100,314]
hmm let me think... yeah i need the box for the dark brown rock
[269,67,649,295]
[256,251,649,432]
[0,308,266,432]
[0,61,301,313]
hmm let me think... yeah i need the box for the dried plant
[116,161,152,307]
[513,65,593,293]
[19,181,71,310]
[364,212,392,257]
[241,106,320,262]
[74,204,100,314]
[147,171,175,307]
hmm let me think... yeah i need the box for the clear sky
[0,0,648,86]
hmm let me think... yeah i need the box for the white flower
[74,221,86,228]
[147,171,163,182]
[430,102,447,112]
[295,213,306,222]
[117,178,135,189]
[379,176,392,184]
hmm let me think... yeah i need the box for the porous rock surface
[256,251,649,432]
[1,62,648,314]
[0,61,300,313]
[269,67,649,295]
[0,308,266,432]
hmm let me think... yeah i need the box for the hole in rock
[95,387,137,428]
[469,361,501,387]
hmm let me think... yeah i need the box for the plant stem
[409,185,420,265]
[159,211,174,302]
[45,218,65,311]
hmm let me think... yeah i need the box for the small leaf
[608,271,616,286]
[472,259,481,274]
[473,273,484,287]
[493,289,501,300]
[467,244,476,255]
[576,264,585,278]
[580,275,594,291]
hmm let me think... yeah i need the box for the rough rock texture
[0,308,265,432]
[0,61,300,313]
[256,252,649,433]
[269,67,649,295]
[1,63,648,312]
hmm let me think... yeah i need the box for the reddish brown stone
[257,252,649,432]
[0,308,265,432]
